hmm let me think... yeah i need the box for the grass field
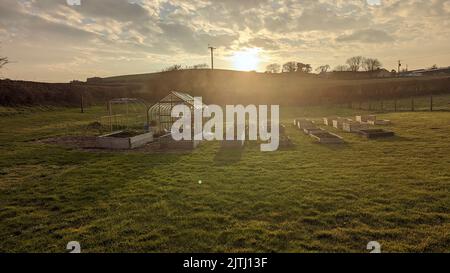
[0,105,449,253]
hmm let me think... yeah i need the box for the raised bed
[367,119,391,125]
[323,117,336,126]
[303,127,324,135]
[296,119,315,130]
[342,121,368,132]
[97,130,154,149]
[356,115,376,123]
[358,129,395,139]
[310,131,344,144]
[332,118,347,129]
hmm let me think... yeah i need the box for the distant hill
[1,69,450,106]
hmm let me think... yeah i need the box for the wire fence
[345,93,450,112]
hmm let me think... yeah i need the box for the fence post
[394,99,397,112]
[411,97,415,112]
[80,94,84,113]
[380,100,383,111]
[430,94,433,112]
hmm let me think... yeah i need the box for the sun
[231,48,261,71]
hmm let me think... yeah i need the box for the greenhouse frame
[148,91,206,134]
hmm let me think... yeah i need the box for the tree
[162,64,182,72]
[334,65,349,72]
[190,63,209,69]
[363,58,382,72]
[296,62,312,73]
[0,56,8,69]
[266,63,281,73]
[283,61,297,73]
[430,64,438,69]
[316,64,331,74]
[346,56,364,72]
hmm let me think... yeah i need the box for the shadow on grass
[314,142,351,151]
[214,145,244,165]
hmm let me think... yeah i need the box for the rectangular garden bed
[97,130,154,149]
[342,121,367,132]
[310,131,344,144]
[358,129,395,139]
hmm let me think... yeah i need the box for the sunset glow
[231,49,261,71]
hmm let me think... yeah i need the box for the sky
[0,0,450,82]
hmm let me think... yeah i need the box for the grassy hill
[1,69,450,106]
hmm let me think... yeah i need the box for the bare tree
[0,56,8,69]
[283,61,297,73]
[334,65,349,72]
[316,64,331,74]
[266,63,281,73]
[346,56,364,72]
[363,58,382,71]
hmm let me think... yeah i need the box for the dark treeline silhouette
[265,56,383,74]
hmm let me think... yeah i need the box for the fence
[346,93,450,112]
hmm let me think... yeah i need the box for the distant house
[324,68,393,79]
[404,66,450,77]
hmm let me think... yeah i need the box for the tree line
[265,56,383,74]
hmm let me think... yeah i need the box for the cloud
[336,29,395,43]
[0,0,450,82]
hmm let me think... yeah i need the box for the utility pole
[208,44,216,70]
[398,60,402,73]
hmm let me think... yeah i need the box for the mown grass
[0,106,449,253]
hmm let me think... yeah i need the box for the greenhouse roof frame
[149,91,206,133]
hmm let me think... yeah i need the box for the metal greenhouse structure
[148,91,205,134]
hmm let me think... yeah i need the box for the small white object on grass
[198,180,202,184]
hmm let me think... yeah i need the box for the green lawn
[0,106,449,253]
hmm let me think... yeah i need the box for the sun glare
[231,48,261,71]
